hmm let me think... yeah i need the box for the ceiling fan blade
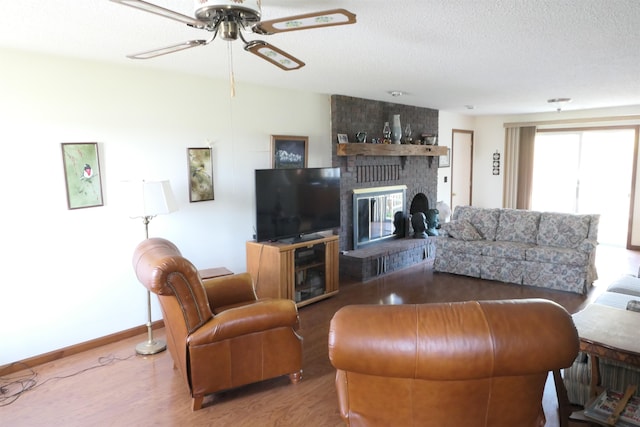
[127,40,208,59]
[244,41,305,71]
[110,0,210,29]
[253,9,356,35]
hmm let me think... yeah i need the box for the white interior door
[451,129,473,212]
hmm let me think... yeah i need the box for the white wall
[0,48,331,365]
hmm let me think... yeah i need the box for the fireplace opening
[352,185,407,249]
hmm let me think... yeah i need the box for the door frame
[450,129,474,209]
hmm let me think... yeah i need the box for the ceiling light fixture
[547,97,572,112]
[388,91,404,97]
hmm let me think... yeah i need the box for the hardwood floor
[1,244,638,426]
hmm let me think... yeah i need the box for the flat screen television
[255,167,341,242]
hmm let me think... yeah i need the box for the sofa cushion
[441,220,482,241]
[525,246,588,266]
[537,212,590,249]
[607,275,640,297]
[495,209,540,244]
[482,241,532,260]
[594,292,639,310]
[452,206,500,241]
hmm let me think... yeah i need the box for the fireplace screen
[353,185,407,249]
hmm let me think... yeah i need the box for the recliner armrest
[203,272,258,312]
[188,299,300,346]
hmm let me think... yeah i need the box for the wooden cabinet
[246,234,339,307]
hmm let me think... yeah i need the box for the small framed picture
[337,133,348,144]
[271,135,308,169]
[61,142,104,209]
[187,147,214,202]
[439,148,450,168]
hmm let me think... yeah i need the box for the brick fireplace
[330,95,439,280]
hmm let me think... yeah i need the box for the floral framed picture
[187,147,214,202]
[61,142,104,209]
[271,135,308,169]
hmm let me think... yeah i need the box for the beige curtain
[503,126,537,209]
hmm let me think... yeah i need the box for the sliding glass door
[532,127,636,247]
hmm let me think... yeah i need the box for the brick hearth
[340,237,436,281]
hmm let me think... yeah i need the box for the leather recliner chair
[132,237,303,410]
[328,299,579,427]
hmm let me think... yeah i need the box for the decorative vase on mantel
[391,114,402,144]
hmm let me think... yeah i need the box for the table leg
[554,369,571,427]
[555,369,604,426]
[589,355,601,398]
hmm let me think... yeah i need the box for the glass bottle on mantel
[404,123,413,144]
[382,121,391,144]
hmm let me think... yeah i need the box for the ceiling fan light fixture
[244,41,305,70]
[547,97,572,111]
[220,20,239,41]
[111,1,355,72]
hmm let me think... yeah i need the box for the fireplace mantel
[336,144,447,157]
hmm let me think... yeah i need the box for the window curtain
[503,126,536,209]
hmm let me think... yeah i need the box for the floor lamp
[127,179,178,355]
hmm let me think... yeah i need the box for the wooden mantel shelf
[336,143,447,157]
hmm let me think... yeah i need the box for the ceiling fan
[110,0,357,71]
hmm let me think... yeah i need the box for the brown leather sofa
[328,299,579,427]
[132,237,303,410]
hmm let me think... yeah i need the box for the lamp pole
[136,214,167,355]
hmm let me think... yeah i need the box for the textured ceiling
[2,0,639,115]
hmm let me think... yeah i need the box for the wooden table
[556,304,640,426]
[573,304,640,398]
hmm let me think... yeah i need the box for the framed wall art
[271,135,308,169]
[61,142,104,210]
[439,147,450,168]
[187,147,214,202]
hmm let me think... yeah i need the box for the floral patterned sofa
[434,206,599,294]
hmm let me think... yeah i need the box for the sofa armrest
[203,272,258,313]
[187,299,299,345]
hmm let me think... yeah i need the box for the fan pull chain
[227,41,236,98]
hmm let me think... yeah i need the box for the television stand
[246,233,339,307]
[279,233,324,244]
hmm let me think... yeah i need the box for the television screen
[255,167,341,242]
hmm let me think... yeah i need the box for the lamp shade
[126,180,178,218]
